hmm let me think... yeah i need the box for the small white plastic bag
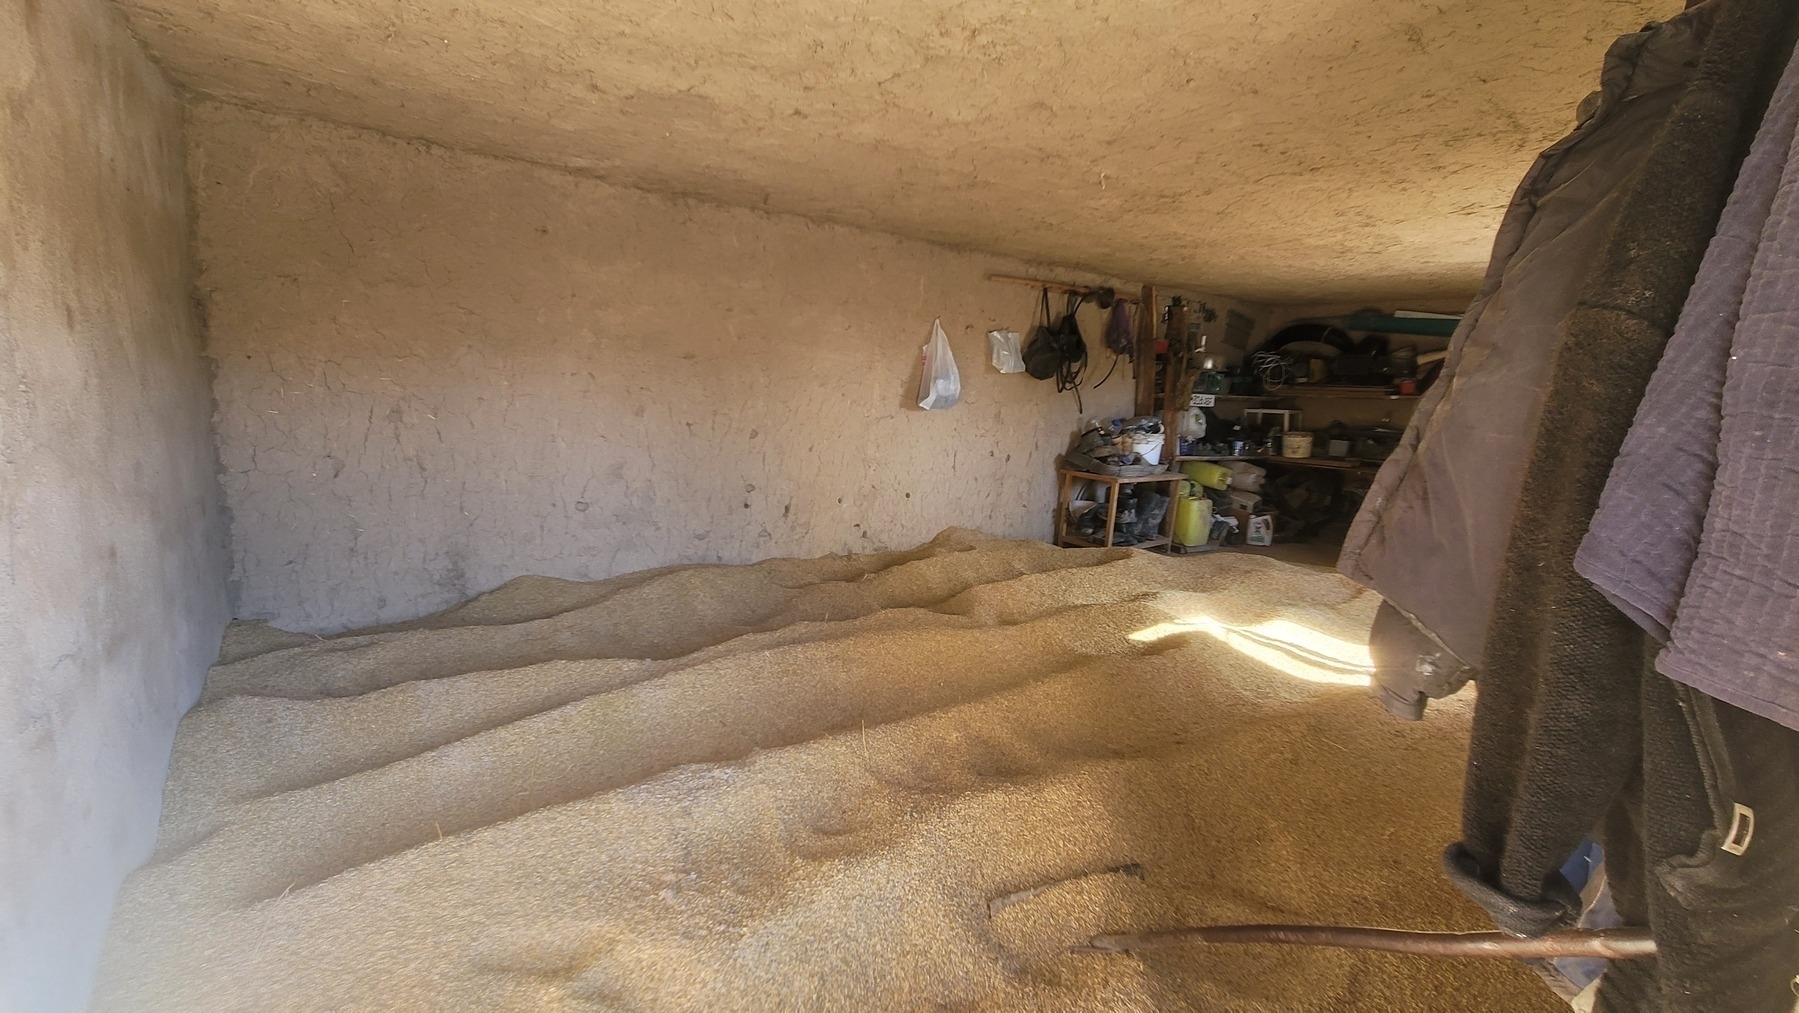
[987,329,1025,373]
[918,318,962,410]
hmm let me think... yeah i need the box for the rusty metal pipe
[1075,924,1657,960]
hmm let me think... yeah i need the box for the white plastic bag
[918,318,961,410]
[987,329,1025,373]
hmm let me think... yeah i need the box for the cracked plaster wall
[192,102,1250,634]
[0,0,230,1007]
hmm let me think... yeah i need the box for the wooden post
[1161,298,1190,465]
[1054,470,1071,546]
[1102,478,1121,548]
[1133,285,1158,418]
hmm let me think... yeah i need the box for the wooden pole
[987,274,1142,304]
[1133,286,1157,417]
[1160,298,1190,464]
[1076,925,1657,960]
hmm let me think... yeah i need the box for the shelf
[1057,468,1184,484]
[1260,456,1383,473]
[1168,394,1272,410]
[1179,454,1382,472]
[1176,454,1388,472]
[1265,386,1421,401]
[1054,467,1179,555]
[1059,535,1172,551]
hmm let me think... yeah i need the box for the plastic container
[1126,431,1164,466]
[1174,495,1213,547]
[1180,460,1232,490]
[1245,514,1275,546]
[1281,431,1315,458]
[1226,461,1266,492]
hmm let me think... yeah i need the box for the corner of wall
[0,0,232,1008]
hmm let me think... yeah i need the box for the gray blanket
[1577,37,1799,733]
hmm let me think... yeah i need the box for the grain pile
[91,531,1560,1011]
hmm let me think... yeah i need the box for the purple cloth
[1577,40,1799,731]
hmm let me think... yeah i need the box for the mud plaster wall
[116,0,1675,304]
[193,102,1254,634]
[0,0,231,1008]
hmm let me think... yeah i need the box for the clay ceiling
[114,0,1672,303]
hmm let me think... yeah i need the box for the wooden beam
[1133,285,1157,417]
[986,273,1142,304]
[1161,298,1190,464]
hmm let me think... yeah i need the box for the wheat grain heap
[92,531,1559,1011]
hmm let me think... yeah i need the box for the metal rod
[1075,924,1657,960]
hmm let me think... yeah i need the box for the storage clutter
[1175,411,1278,459]
[1052,410,1372,554]
[1052,395,1403,556]
[1061,479,1173,548]
[1004,280,1446,557]
[1179,410,1409,467]
[1059,416,1167,476]
[1179,460,1273,549]
[1054,446,1285,554]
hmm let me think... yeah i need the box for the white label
[1188,393,1216,408]
[1723,802,1755,855]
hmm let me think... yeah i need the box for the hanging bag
[1052,294,1089,389]
[917,318,961,410]
[1024,289,1065,380]
[988,329,1026,373]
[1024,290,1088,382]
[1023,289,1090,410]
[1105,300,1134,356]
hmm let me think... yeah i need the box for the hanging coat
[1341,1,1799,1008]
[1339,12,1723,692]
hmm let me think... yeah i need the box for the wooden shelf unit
[1054,467,1183,552]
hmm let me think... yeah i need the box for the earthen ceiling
[114,0,1672,303]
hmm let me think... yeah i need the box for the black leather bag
[1024,290,1086,382]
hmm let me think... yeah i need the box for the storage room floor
[91,531,1548,1012]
